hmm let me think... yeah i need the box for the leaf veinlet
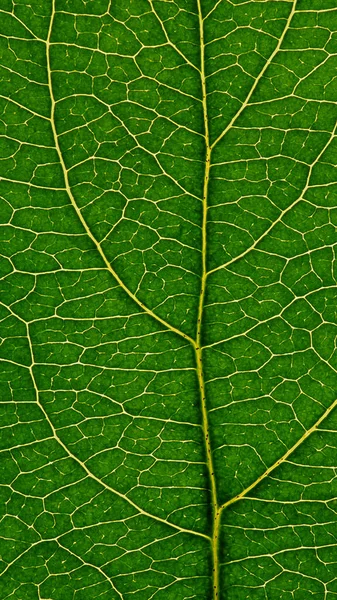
[5,0,337,598]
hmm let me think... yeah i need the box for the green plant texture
[1,0,337,598]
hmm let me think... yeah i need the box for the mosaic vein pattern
[1,0,337,598]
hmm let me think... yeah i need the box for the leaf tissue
[1,0,337,598]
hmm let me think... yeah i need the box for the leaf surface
[1,0,337,598]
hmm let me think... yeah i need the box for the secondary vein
[221,397,337,512]
[208,111,337,277]
[45,0,194,347]
[210,0,298,151]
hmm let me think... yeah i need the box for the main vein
[195,1,299,596]
[196,2,220,598]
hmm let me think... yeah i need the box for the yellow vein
[210,0,297,150]
[208,116,337,276]
[0,9,45,42]
[148,0,201,73]
[0,94,51,120]
[196,2,220,598]
[56,540,125,600]
[221,397,337,512]
[0,535,123,599]
[45,0,194,346]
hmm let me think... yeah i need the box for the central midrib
[195,1,220,599]
[195,2,300,599]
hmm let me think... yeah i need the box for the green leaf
[1,0,337,598]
